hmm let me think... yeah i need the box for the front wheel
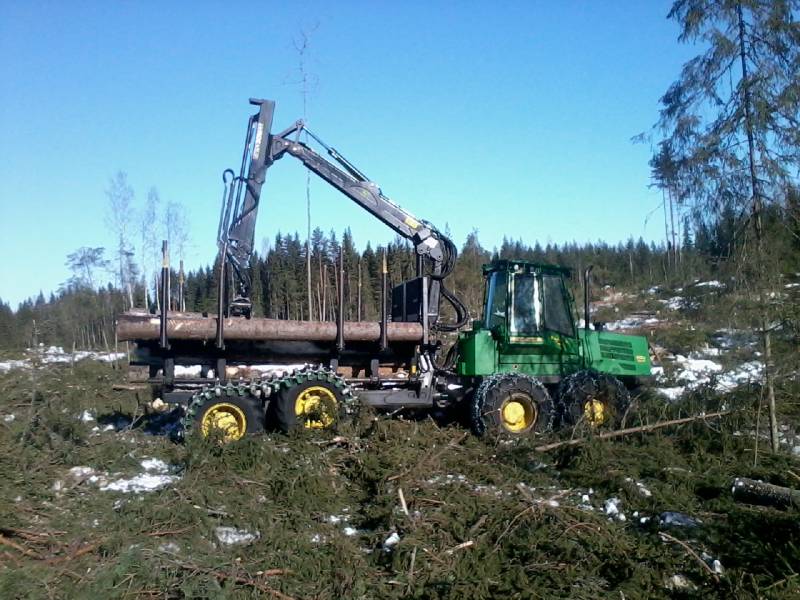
[470,374,553,436]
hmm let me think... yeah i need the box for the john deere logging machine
[117,98,653,441]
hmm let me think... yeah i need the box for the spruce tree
[654,0,800,452]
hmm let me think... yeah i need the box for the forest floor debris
[1,360,798,598]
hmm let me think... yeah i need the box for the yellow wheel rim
[500,394,537,433]
[200,402,247,442]
[583,398,607,427]
[295,386,337,429]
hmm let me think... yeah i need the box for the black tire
[470,373,553,436]
[270,380,345,433]
[188,392,264,442]
[558,370,630,429]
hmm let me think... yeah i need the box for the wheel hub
[201,403,247,442]
[583,398,607,427]
[500,394,537,433]
[295,386,337,429]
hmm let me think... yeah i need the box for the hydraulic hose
[427,230,470,332]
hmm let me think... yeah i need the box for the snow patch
[158,542,180,554]
[657,387,685,401]
[665,574,696,591]
[694,280,724,289]
[625,477,652,497]
[0,359,28,373]
[603,497,626,521]
[0,346,125,373]
[215,526,260,546]
[604,316,661,331]
[659,511,701,528]
[382,531,400,552]
[660,296,686,310]
[657,345,764,400]
[100,473,177,493]
[140,458,170,473]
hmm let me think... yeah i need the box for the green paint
[456,260,652,382]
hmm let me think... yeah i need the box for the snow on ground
[656,348,764,400]
[604,316,661,331]
[55,458,180,495]
[382,531,401,552]
[100,458,178,493]
[0,345,126,373]
[660,296,686,310]
[215,526,260,546]
[0,359,29,373]
[693,280,725,289]
[603,497,626,522]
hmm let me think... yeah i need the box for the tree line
[2,202,798,352]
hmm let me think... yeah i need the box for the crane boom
[218,98,467,331]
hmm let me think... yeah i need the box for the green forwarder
[117,98,653,442]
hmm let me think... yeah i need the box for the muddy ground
[1,353,798,599]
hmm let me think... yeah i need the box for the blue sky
[0,1,694,308]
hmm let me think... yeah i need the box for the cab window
[511,273,541,334]
[542,274,574,336]
[484,271,507,329]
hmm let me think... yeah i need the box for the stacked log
[116,311,424,343]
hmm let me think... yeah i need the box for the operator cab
[483,260,574,341]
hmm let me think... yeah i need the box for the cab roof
[482,259,572,278]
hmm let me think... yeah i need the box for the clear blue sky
[0,1,694,309]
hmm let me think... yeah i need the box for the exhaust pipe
[583,265,593,331]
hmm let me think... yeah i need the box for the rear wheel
[184,387,265,443]
[558,370,630,429]
[470,374,553,436]
[271,380,344,433]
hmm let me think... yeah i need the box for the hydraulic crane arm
[218,99,467,331]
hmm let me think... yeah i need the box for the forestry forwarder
[117,98,653,442]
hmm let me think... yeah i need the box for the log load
[116,311,424,344]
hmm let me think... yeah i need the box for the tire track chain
[180,364,357,438]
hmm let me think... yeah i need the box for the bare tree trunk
[306,173,313,321]
[154,273,161,312]
[322,263,327,321]
[663,189,671,275]
[737,1,779,452]
[317,252,323,319]
[357,258,362,321]
[668,187,677,268]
